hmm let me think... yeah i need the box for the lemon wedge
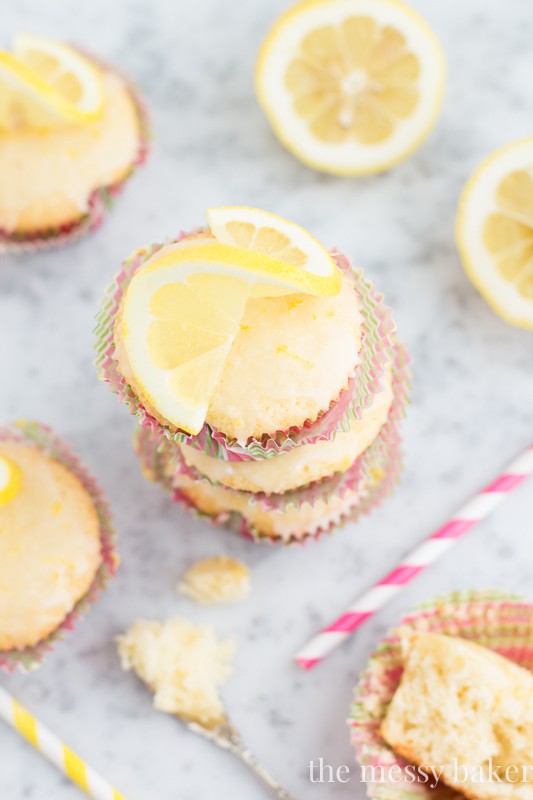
[120,240,341,434]
[207,205,338,281]
[457,138,533,330]
[0,35,103,130]
[0,454,22,506]
[256,0,445,175]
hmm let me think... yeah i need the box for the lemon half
[256,0,446,175]
[457,138,533,329]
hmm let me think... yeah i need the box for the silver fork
[186,716,297,799]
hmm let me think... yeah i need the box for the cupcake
[0,420,117,672]
[350,590,533,800]
[0,35,149,252]
[96,206,410,543]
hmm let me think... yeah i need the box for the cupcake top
[112,210,365,443]
[0,36,141,234]
[0,441,102,651]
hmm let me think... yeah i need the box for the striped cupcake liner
[134,347,406,544]
[136,341,409,514]
[0,420,118,673]
[0,53,150,255]
[95,238,398,462]
[349,589,533,800]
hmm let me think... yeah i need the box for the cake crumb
[118,617,234,728]
[178,556,250,605]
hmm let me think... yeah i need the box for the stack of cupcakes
[95,208,410,544]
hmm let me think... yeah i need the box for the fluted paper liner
[95,237,397,461]
[133,343,408,543]
[0,421,118,673]
[349,589,533,800]
[0,52,150,255]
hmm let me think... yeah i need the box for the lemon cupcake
[0,35,149,252]
[350,590,533,800]
[96,207,409,543]
[0,421,117,672]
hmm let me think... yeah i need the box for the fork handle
[189,722,297,799]
[225,736,297,800]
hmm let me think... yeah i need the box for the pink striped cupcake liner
[94,238,397,462]
[349,589,533,800]
[135,341,409,514]
[0,420,118,673]
[0,52,150,255]
[133,344,408,543]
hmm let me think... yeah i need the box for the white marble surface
[1,0,533,797]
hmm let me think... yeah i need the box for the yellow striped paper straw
[0,685,125,800]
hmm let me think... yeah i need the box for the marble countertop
[1,0,532,797]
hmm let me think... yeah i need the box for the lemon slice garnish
[256,0,445,175]
[457,138,533,329]
[0,35,104,130]
[207,205,338,282]
[120,240,341,434]
[0,454,22,506]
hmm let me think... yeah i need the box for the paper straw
[0,685,125,799]
[296,444,533,670]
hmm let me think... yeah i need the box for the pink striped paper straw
[296,444,533,670]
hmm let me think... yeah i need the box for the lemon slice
[207,206,338,283]
[0,35,103,130]
[256,0,446,175]
[0,454,22,506]
[121,241,340,434]
[457,138,533,330]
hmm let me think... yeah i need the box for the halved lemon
[0,454,22,506]
[256,0,446,175]
[0,34,103,130]
[207,205,338,280]
[456,138,533,330]
[121,240,341,434]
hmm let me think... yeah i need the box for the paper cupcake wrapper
[136,341,410,513]
[0,51,150,255]
[349,589,533,800]
[95,237,397,462]
[134,346,406,545]
[0,420,118,673]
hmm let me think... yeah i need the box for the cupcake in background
[0,35,149,253]
[96,206,410,543]
[0,420,117,673]
[350,590,533,800]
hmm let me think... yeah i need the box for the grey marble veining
[1,0,533,798]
